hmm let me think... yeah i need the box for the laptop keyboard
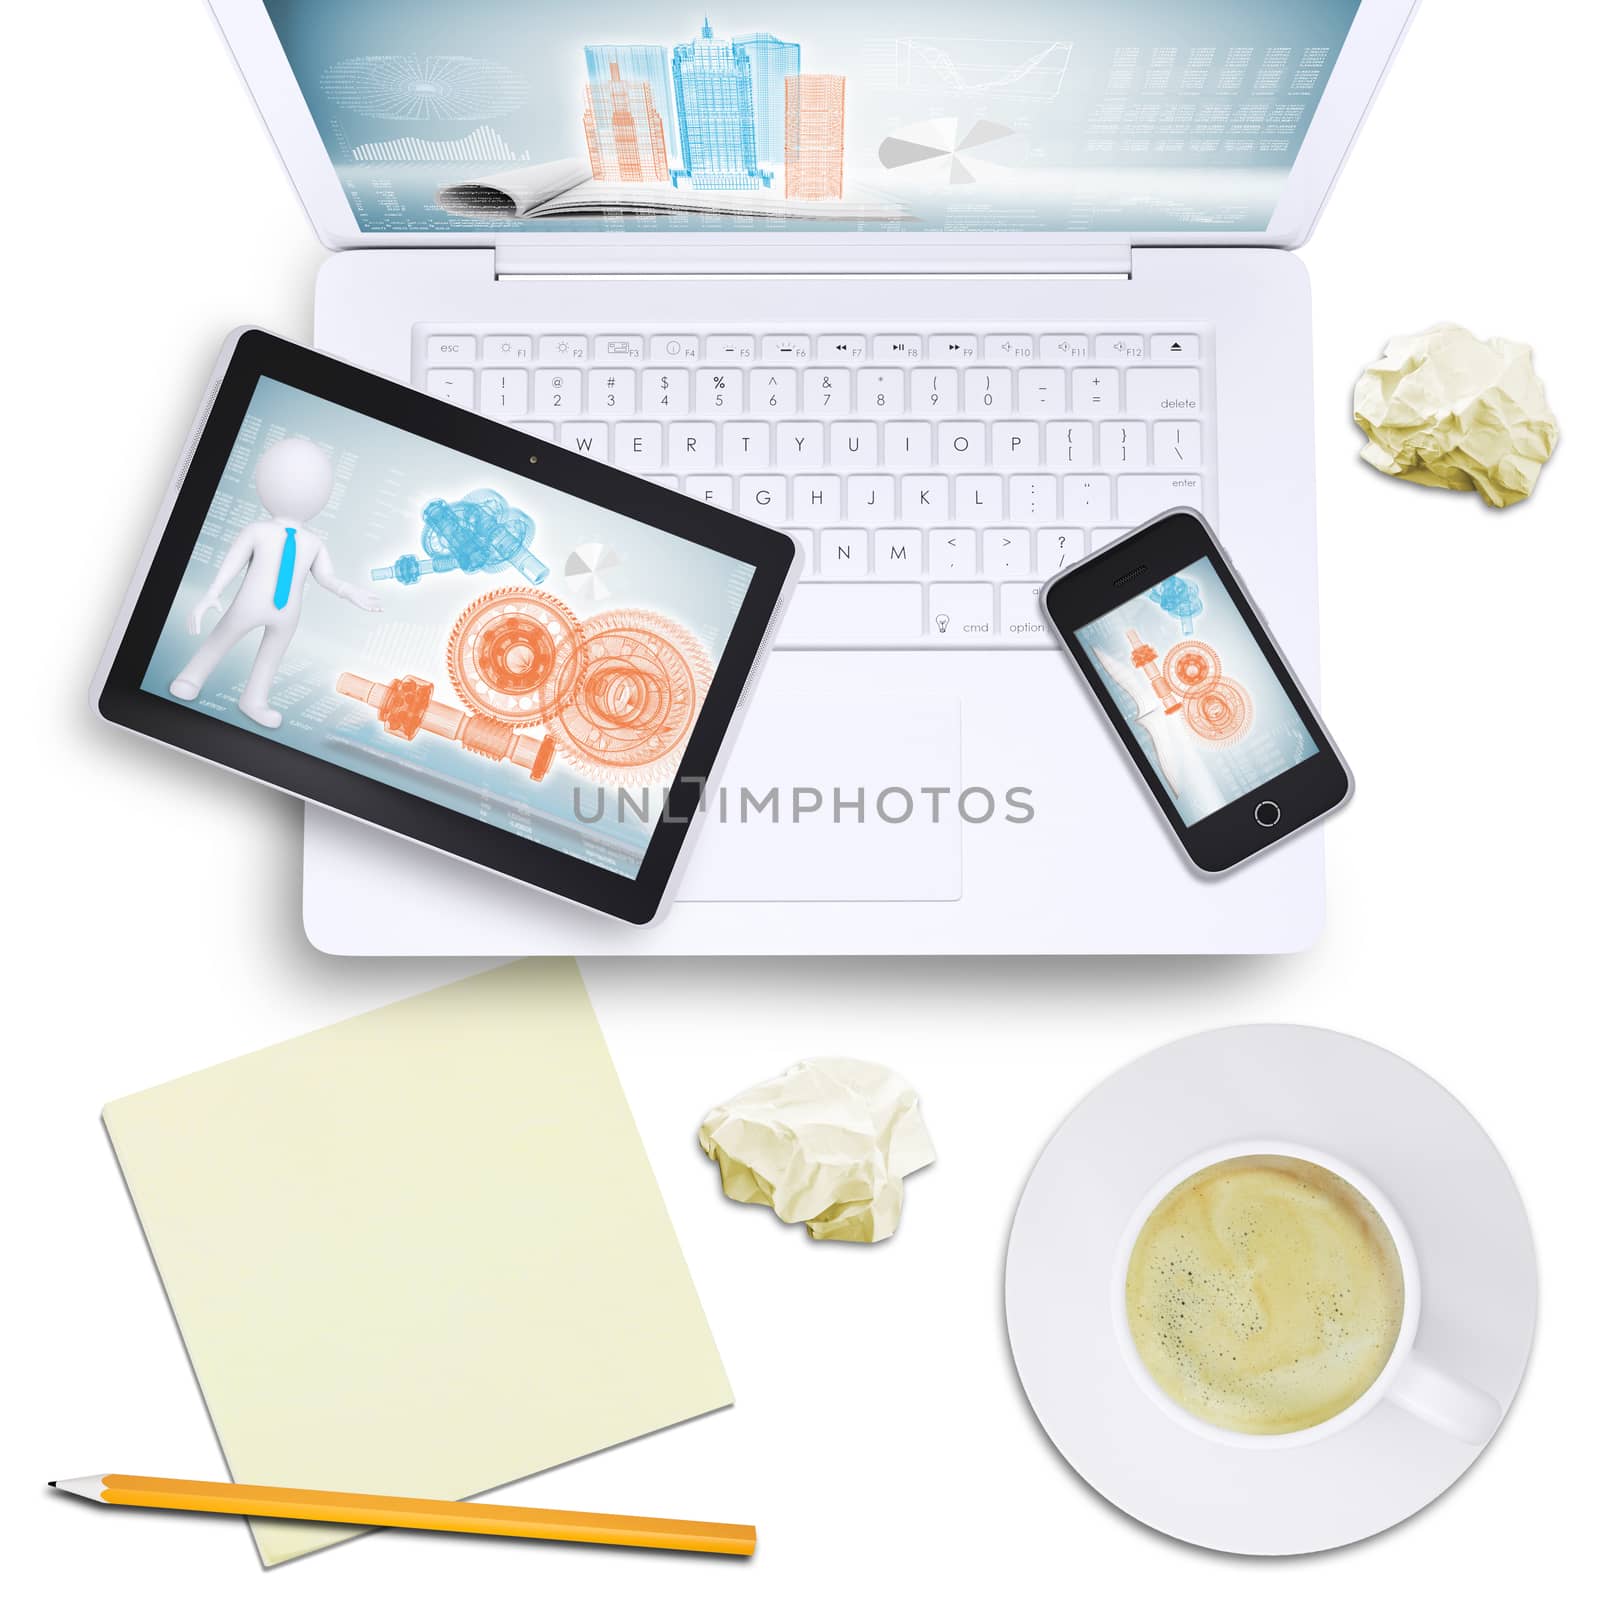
[413,326,1211,649]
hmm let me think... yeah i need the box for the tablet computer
[94,328,799,926]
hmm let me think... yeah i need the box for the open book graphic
[437,157,911,224]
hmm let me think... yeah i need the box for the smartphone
[1042,510,1351,874]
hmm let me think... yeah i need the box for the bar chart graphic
[350,125,526,163]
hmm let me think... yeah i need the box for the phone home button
[1254,800,1282,828]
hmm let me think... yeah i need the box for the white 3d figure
[170,437,379,729]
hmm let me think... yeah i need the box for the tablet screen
[140,376,756,881]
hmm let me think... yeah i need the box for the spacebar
[777,583,925,647]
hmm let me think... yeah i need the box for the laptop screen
[264,1,1362,235]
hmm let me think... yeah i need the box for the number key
[695,368,745,411]
[963,368,1013,411]
[587,368,638,412]
[856,368,906,413]
[911,368,959,411]
[802,367,849,411]
[750,367,799,413]
[533,368,580,413]
[478,369,528,417]
[644,368,690,414]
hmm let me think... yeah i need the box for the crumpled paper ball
[698,1058,935,1243]
[1353,324,1558,508]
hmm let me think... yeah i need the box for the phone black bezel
[96,329,798,925]
[1042,510,1349,873]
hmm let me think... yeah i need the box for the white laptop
[210,0,1415,955]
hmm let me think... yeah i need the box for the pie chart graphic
[878,118,1020,185]
[563,542,622,602]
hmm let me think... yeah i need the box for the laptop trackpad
[678,693,962,902]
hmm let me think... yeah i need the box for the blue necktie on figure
[273,526,297,610]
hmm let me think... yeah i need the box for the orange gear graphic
[1184,679,1253,744]
[554,608,711,782]
[447,587,585,724]
[1164,640,1221,697]
[372,673,433,740]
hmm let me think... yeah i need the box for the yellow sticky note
[1353,323,1559,508]
[104,961,731,1566]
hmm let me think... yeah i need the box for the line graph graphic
[893,37,1072,100]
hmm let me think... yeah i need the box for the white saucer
[1004,1025,1536,1555]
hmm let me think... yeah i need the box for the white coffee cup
[1110,1140,1502,1450]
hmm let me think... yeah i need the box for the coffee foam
[1124,1155,1405,1435]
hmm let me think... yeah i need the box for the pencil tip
[47,1481,57,1489]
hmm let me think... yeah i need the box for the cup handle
[1386,1352,1502,1446]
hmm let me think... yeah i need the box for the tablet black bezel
[97,329,798,925]
[1042,510,1351,874]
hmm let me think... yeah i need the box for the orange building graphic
[584,63,670,183]
[784,73,845,200]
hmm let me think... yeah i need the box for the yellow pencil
[50,1475,756,1557]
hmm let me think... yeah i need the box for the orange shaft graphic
[1126,628,1184,714]
[337,673,555,781]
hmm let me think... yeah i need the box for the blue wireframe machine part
[371,488,550,587]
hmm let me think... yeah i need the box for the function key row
[425,332,1202,366]
[430,365,1202,418]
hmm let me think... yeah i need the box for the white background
[7,1,1596,1592]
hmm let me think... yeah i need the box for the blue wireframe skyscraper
[671,18,769,190]
[733,32,801,166]
[584,44,681,167]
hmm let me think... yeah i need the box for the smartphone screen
[1075,556,1320,826]
[1043,512,1349,872]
